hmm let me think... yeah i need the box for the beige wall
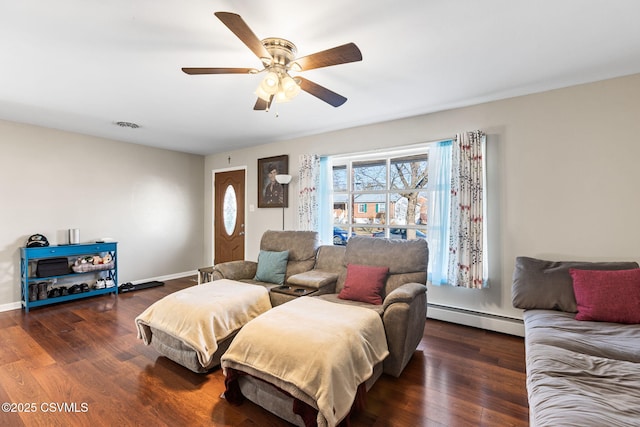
[0,120,205,309]
[204,73,640,328]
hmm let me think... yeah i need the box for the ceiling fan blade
[182,67,256,75]
[294,43,362,71]
[253,96,274,111]
[214,12,271,60]
[297,77,347,107]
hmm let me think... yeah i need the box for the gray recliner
[210,230,320,305]
[313,236,428,377]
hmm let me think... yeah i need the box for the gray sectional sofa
[212,231,429,377]
[145,230,428,381]
[213,232,428,426]
[512,256,640,427]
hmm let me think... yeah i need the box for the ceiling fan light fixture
[260,71,279,94]
[275,90,291,103]
[186,13,362,111]
[281,75,301,99]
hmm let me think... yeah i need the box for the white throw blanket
[135,279,271,368]
[221,297,389,427]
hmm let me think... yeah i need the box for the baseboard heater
[427,303,524,337]
[119,281,164,293]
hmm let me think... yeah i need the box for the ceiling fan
[182,12,363,111]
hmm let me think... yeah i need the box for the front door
[214,169,245,264]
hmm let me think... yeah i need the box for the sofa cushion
[338,264,389,305]
[345,236,428,275]
[314,245,346,271]
[570,268,640,324]
[512,256,639,313]
[288,270,338,289]
[260,230,319,279]
[254,250,289,285]
[338,236,428,295]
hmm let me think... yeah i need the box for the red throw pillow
[338,264,389,305]
[569,268,640,324]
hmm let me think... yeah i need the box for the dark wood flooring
[0,276,529,426]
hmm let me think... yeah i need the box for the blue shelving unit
[20,242,118,312]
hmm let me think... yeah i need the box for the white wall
[0,120,205,308]
[204,73,640,332]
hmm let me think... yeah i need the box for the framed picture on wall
[258,155,289,208]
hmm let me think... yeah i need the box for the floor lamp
[275,174,292,230]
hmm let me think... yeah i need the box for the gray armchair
[211,230,320,304]
[313,236,428,377]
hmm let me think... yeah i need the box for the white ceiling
[1,1,639,155]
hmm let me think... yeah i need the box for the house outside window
[331,147,428,242]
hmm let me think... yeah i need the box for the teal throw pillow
[254,250,289,285]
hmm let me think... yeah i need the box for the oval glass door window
[223,185,237,235]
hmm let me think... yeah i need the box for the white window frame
[330,144,430,239]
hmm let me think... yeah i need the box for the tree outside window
[331,150,428,242]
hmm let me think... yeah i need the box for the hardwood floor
[0,276,529,426]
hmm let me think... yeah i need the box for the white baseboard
[0,271,199,313]
[427,303,524,337]
[0,301,22,312]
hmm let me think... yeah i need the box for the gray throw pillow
[511,256,639,312]
[254,250,289,285]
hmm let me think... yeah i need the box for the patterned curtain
[447,131,486,288]
[297,154,320,231]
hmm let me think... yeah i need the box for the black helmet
[26,234,49,248]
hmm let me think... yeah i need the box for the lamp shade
[280,75,301,99]
[275,174,292,184]
[260,71,279,95]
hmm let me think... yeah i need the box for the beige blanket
[135,279,271,368]
[221,297,389,427]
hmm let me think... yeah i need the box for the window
[330,146,429,242]
[325,132,487,288]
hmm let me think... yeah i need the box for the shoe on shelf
[38,282,48,300]
[94,279,106,290]
[29,283,38,302]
